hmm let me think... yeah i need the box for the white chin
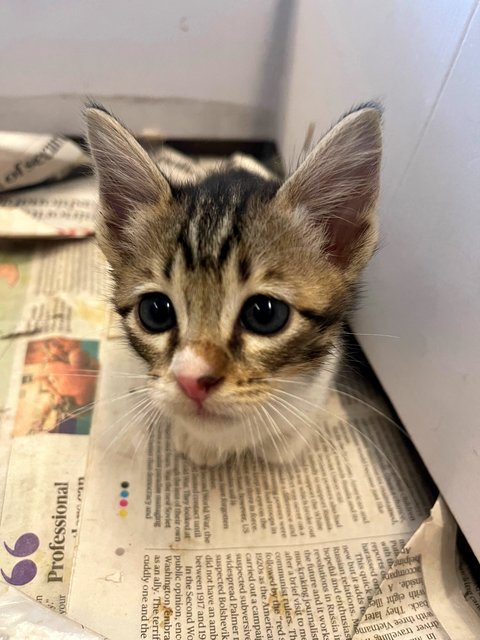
[166,396,239,425]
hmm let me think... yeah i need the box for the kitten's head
[86,105,382,431]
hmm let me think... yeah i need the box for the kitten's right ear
[85,106,170,258]
[276,105,382,273]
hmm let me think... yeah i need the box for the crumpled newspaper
[0,132,93,238]
[0,133,89,194]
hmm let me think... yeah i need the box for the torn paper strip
[0,581,104,639]
[352,497,480,639]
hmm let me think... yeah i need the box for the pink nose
[176,374,222,405]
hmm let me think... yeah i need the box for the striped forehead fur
[170,169,280,271]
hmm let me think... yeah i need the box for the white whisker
[98,393,152,461]
[264,376,408,440]
[271,388,407,487]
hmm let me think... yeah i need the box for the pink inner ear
[324,218,370,267]
[281,109,382,270]
[99,185,132,239]
[321,181,374,268]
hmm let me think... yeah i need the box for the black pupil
[138,293,176,332]
[253,298,274,324]
[241,295,289,335]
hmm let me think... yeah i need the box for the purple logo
[1,533,39,586]
[4,532,40,557]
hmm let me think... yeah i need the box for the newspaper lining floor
[0,133,479,639]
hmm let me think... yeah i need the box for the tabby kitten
[86,104,382,466]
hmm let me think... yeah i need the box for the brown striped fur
[86,103,382,466]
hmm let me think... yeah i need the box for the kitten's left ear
[85,106,171,262]
[277,105,382,272]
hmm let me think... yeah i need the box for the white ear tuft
[279,106,382,269]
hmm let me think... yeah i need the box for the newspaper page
[0,176,98,238]
[0,238,108,621]
[66,334,437,639]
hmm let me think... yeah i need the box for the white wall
[0,0,293,138]
[279,0,480,558]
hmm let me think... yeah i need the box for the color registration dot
[120,490,129,498]
[121,481,129,488]
[119,499,128,507]
[118,509,128,518]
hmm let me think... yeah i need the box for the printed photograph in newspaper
[13,337,99,436]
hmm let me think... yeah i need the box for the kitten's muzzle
[175,374,223,407]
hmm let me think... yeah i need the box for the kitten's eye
[138,293,176,333]
[240,295,290,335]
